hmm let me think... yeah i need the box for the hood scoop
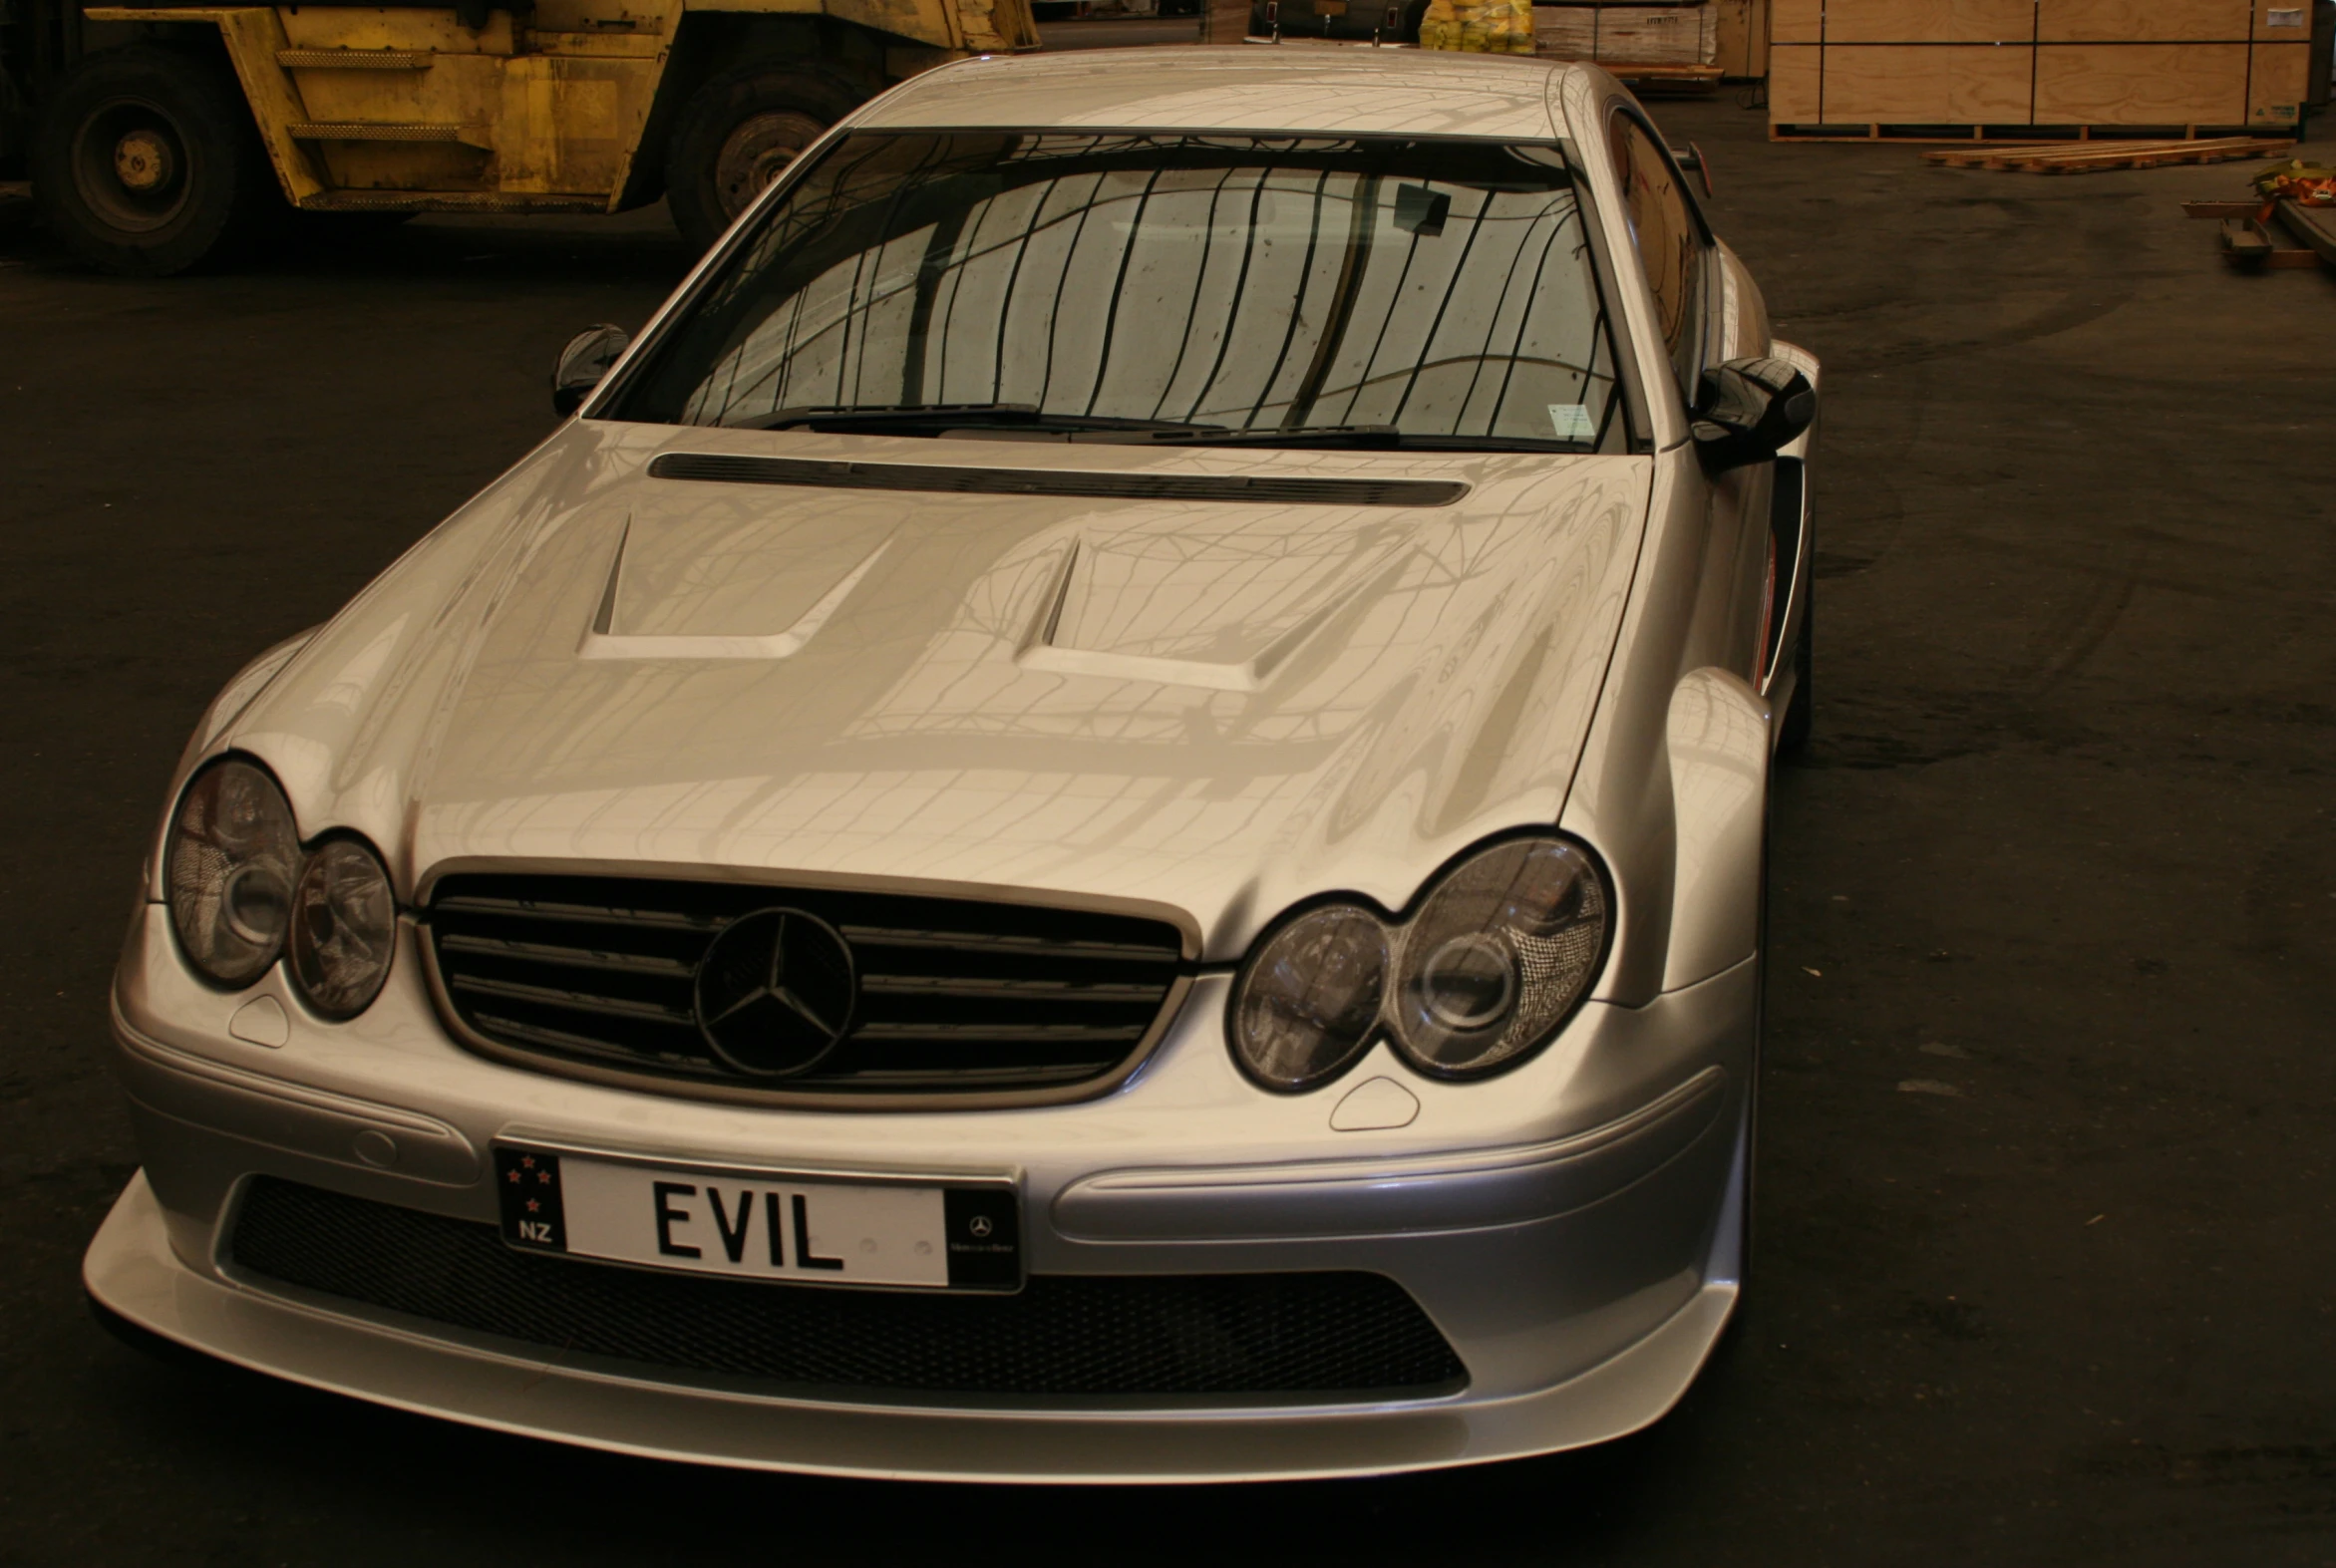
[648,452,1468,509]
[577,517,891,662]
[1018,530,1415,694]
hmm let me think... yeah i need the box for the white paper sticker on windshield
[1548,404,1596,442]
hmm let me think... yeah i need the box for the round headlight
[1389,837,1608,1079]
[288,838,397,1018]
[167,759,301,988]
[1229,903,1389,1093]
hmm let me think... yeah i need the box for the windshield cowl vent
[646,454,1468,509]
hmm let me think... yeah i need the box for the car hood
[228,423,1651,959]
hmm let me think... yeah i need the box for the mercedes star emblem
[693,907,857,1077]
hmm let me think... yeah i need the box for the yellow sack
[1418,0,1533,54]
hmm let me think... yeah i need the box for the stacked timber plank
[1925,135,2297,170]
[1534,1,1717,64]
[1534,1,1724,88]
[1770,0,2319,142]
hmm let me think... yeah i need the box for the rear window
[606,131,1631,454]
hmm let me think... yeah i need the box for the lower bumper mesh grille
[228,1178,1468,1400]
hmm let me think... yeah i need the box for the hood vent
[647,454,1468,509]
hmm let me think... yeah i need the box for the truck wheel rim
[713,111,825,221]
[72,96,194,235]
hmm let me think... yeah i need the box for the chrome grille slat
[427,873,1189,1100]
[814,1062,1108,1086]
[857,975,1164,1002]
[850,1022,1152,1043]
[450,974,697,1026]
[433,894,725,933]
[471,1013,720,1068]
[439,932,695,978]
[838,926,1179,962]
[841,935,1172,960]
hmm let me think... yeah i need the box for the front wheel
[663,66,863,254]
[33,45,276,276]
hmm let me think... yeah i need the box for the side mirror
[1670,140,1714,198]
[551,324,630,417]
[1692,357,1815,473]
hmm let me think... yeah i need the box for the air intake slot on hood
[646,454,1468,509]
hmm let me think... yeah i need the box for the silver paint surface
[86,52,1820,1481]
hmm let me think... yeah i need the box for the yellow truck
[10,0,1037,273]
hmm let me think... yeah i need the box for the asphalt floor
[3,87,2333,1567]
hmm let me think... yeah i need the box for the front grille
[425,873,1188,1100]
[229,1178,1468,1400]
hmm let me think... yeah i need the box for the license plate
[494,1144,1021,1292]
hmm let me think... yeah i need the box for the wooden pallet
[2181,194,2336,273]
[1925,136,2295,173]
[1768,1,2316,141]
[1775,123,2271,145]
[2276,198,2336,269]
[1602,61,1725,94]
[2218,216,2324,267]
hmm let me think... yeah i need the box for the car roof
[856,45,1583,143]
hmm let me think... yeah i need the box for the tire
[33,45,277,276]
[663,65,864,255]
[1778,580,1814,756]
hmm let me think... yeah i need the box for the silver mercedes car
[85,45,1818,1482]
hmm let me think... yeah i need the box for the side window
[1609,113,1706,403]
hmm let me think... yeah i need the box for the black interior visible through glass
[607,132,1629,453]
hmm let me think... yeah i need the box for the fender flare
[1660,667,1769,993]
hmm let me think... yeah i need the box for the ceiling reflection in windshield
[610,133,1628,452]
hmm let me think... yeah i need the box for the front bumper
[88,905,1754,1482]
[89,1170,1736,1482]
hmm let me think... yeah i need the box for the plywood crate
[1770,0,2317,138]
[1535,2,1720,65]
[1715,0,1772,76]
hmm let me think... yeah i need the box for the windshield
[606,131,1630,453]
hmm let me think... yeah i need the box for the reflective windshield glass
[607,132,1629,452]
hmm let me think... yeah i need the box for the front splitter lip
[86,1169,1737,1484]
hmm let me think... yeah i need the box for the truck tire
[663,64,862,254]
[33,45,276,277]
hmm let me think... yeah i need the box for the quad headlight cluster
[1229,836,1610,1092]
[166,758,397,1018]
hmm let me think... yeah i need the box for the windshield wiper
[1134,424,1406,449]
[1377,433,1598,453]
[1134,426,1597,453]
[735,408,1594,452]
[739,404,1221,435]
